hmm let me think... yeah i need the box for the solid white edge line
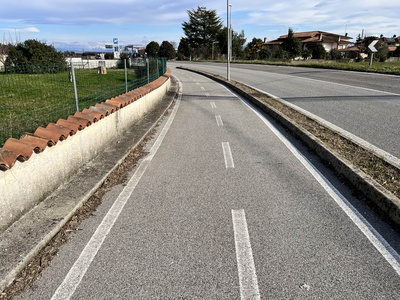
[238,96,400,277]
[246,84,400,168]
[232,209,261,300]
[51,81,183,300]
[222,142,235,168]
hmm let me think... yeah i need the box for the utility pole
[227,0,231,81]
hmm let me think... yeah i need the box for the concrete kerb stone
[0,75,179,294]
[177,66,400,227]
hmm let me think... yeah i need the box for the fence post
[70,62,79,112]
[146,58,150,84]
[124,59,128,93]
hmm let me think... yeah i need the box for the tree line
[3,5,398,74]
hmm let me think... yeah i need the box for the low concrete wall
[0,75,171,232]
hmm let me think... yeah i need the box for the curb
[177,67,400,227]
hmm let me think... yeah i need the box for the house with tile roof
[265,31,353,54]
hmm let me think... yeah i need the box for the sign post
[368,40,378,67]
[113,38,120,59]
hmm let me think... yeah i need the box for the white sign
[368,40,378,53]
[113,38,120,59]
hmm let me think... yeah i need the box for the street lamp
[227,0,231,81]
[229,4,232,61]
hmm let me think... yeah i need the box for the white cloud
[0,1,399,48]
[21,27,40,33]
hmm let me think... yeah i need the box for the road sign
[368,40,378,53]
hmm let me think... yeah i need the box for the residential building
[265,31,353,53]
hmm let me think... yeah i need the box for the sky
[1,0,400,52]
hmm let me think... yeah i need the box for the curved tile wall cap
[86,106,109,117]
[3,138,34,159]
[66,116,92,129]
[95,103,115,114]
[135,87,147,97]
[20,134,53,151]
[74,112,98,123]
[0,149,20,171]
[127,90,141,101]
[82,108,104,121]
[117,95,133,105]
[46,123,74,138]
[34,127,64,145]
[113,96,131,106]
[96,102,119,112]
[105,99,124,109]
[56,119,81,133]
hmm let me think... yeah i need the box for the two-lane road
[172,62,400,159]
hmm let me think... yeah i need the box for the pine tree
[158,41,176,60]
[284,28,302,59]
[182,6,223,58]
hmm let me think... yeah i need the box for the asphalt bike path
[16,68,400,299]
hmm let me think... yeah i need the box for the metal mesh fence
[0,57,167,146]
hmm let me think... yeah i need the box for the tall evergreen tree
[182,6,223,58]
[145,41,160,57]
[284,28,302,59]
[158,41,176,60]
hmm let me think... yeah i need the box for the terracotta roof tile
[20,134,53,151]
[74,112,98,123]
[66,115,92,129]
[105,99,124,109]
[96,102,119,112]
[3,138,34,160]
[56,119,81,133]
[0,149,20,171]
[34,127,64,145]
[126,90,141,100]
[0,69,172,171]
[116,95,133,106]
[82,108,105,120]
[46,123,74,138]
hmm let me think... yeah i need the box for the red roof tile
[34,127,64,145]
[20,134,53,151]
[3,138,34,160]
[94,103,115,114]
[66,115,92,128]
[105,99,124,109]
[82,108,105,120]
[46,123,74,138]
[0,149,20,171]
[74,111,98,123]
[56,119,81,133]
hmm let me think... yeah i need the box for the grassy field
[0,67,148,146]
